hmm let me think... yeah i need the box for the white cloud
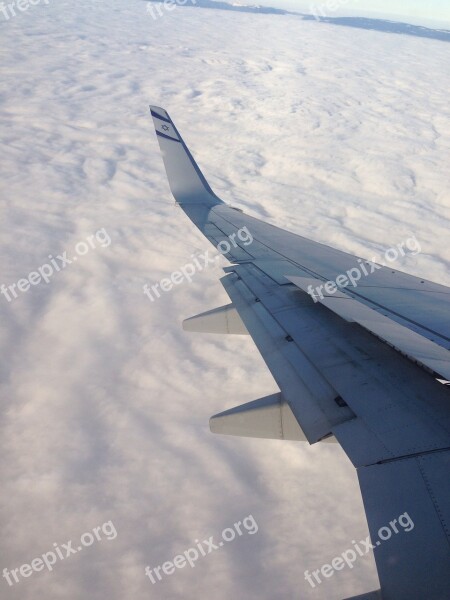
[0,1,449,599]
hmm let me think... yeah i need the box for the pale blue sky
[255,0,450,27]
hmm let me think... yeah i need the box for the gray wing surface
[150,105,450,600]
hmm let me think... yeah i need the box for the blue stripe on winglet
[151,109,171,124]
[156,130,181,143]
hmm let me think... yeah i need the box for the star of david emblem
[161,125,169,131]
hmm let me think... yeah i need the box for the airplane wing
[149,105,450,600]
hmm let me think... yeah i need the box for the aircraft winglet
[150,105,223,206]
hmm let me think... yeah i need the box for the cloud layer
[0,1,449,599]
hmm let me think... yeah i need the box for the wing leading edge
[149,106,450,600]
